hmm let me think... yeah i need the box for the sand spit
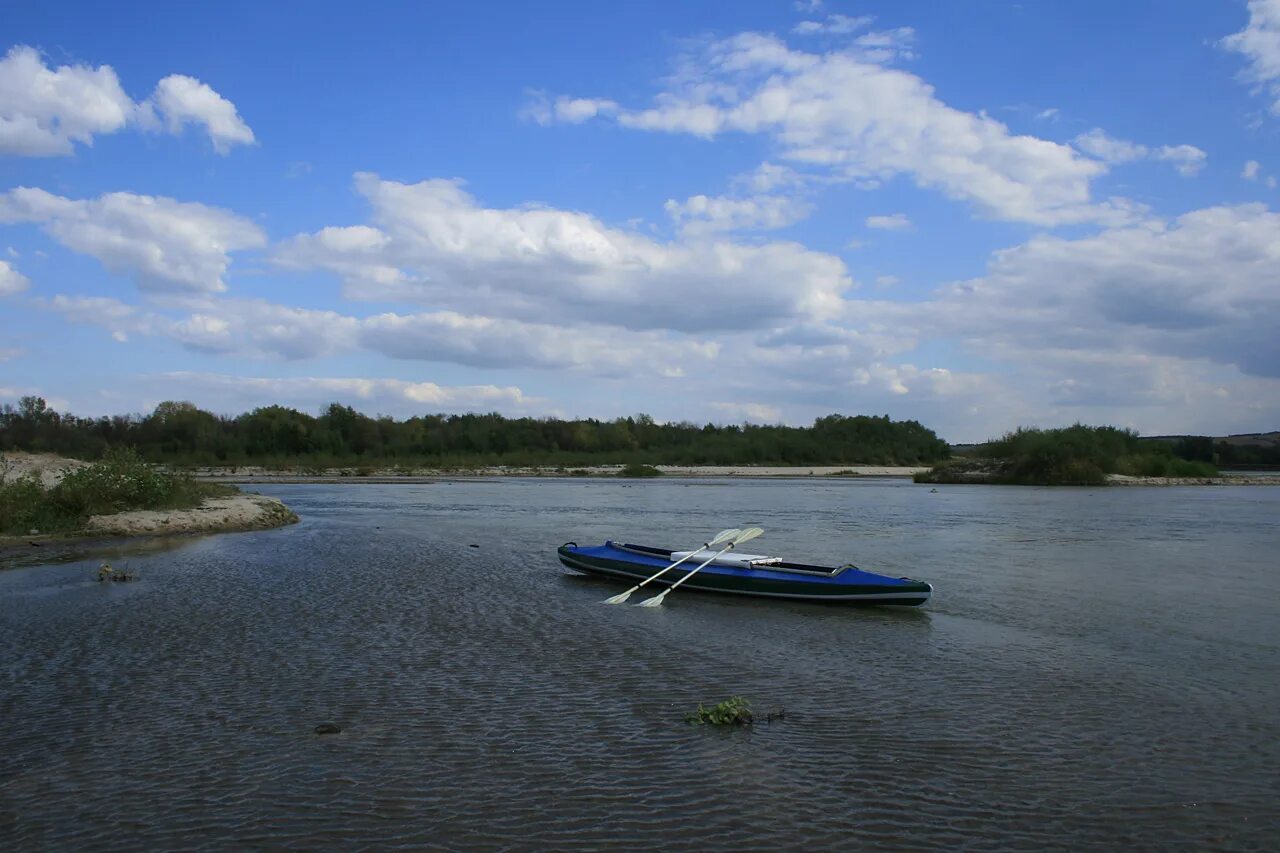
[86,494,299,536]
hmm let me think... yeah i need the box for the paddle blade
[708,528,741,545]
[636,590,667,607]
[734,526,765,545]
[603,587,636,604]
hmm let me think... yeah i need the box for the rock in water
[314,723,342,735]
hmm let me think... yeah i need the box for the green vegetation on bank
[0,397,951,468]
[0,448,236,536]
[915,425,1220,486]
[617,463,663,477]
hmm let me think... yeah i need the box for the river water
[2,478,1278,850]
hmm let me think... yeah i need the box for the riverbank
[193,464,929,483]
[1,452,299,560]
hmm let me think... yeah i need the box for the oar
[603,528,740,604]
[636,527,764,607]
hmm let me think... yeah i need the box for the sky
[1,0,1279,442]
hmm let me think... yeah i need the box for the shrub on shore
[617,463,663,477]
[915,425,1219,486]
[0,448,236,536]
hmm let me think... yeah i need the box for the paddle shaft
[664,542,738,592]
[632,541,713,590]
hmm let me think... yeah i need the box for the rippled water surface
[3,478,1279,850]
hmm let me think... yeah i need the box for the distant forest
[0,397,952,467]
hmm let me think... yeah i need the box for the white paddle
[636,527,764,607]
[602,528,740,604]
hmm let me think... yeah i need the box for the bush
[617,463,663,477]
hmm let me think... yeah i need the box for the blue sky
[2,0,1278,442]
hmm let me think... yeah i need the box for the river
[2,478,1277,850]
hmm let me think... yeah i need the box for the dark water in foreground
[2,479,1278,851]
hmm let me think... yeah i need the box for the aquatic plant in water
[686,696,753,725]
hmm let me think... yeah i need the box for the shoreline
[193,464,929,483]
[0,493,299,566]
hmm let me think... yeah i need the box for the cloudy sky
[2,0,1279,441]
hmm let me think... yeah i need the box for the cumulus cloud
[664,192,810,235]
[0,187,264,293]
[935,204,1280,379]
[150,372,540,417]
[0,45,133,156]
[865,213,911,230]
[274,172,851,331]
[0,44,253,156]
[1221,0,1280,115]
[360,311,716,377]
[0,259,29,295]
[146,75,255,153]
[1243,159,1262,180]
[1074,129,1206,176]
[539,32,1135,225]
[45,292,717,379]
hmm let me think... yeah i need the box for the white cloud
[541,32,1135,225]
[933,204,1280,379]
[147,75,255,154]
[1243,159,1262,180]
[522,91,618,126]
[792,15,874,36]
[45,291,718,378]
[1073,128,1148,163]
[793,0,823,12]
[149,372,540,417]
[1154,144,1207,177]
[1035,107,1060,121]
[0,187,265,293]
[359,311,717,377]
[874,275,899,288]
[1221,0,1280,115]
[1074,129,1206,176]
[47,295,357,359]
[0,45,253,156]
[865,213,911,230]
[709,401,782,423]
[0,45,133,156]
[851,27,917,62]
[274,172,851,332]
[0,259,29,296]
[664,192,810,234]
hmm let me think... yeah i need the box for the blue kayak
[558,541,932,606]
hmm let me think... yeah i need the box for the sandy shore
[1106,474,1279,486]
[86,494,299,536]
[195,464,929,483]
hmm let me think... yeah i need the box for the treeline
[1158,435,1280,469]
[0,397,951,467]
